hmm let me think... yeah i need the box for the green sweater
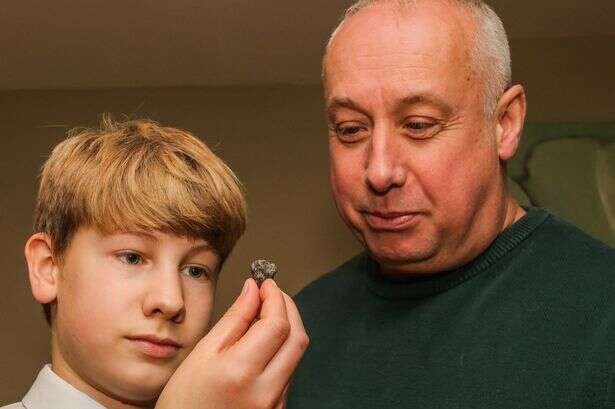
[288,208,615,408]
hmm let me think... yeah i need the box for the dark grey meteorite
[250,259,277,286]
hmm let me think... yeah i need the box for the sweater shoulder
[515,212,615,308]
[534,212,615,264]
[295,253,368,295]
[294,253,369,316]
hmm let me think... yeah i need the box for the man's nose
[142,266,186,323]
[365,125,407,193]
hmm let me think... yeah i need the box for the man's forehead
[323,1,475,104]
[332,0,474,35]
[324,1,474,77]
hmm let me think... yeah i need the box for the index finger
[229,279,290,371]
[198,278,261,353]
[258,279,288,321]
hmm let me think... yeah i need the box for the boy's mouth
[126,334,181,359]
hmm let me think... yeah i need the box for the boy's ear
[495,84,527,162]
[24,233,59,304]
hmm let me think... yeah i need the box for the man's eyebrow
[325,95,454,122]
[399,94,454,116]
[325,97,368,119]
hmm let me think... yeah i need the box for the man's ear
[494,84,527,161]
[24,233,59,304]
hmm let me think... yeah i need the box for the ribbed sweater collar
[365,207,550,300]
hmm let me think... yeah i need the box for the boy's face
[51,227,220,405]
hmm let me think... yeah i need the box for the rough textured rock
[250,259,277,286]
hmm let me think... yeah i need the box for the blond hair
[35,115,247,270]
[324,0,511,116]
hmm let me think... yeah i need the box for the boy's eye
[181,265,209,280]
[119,252,143,265]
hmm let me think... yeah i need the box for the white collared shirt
[1,365,105,409]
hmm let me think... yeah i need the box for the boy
[4,117,307,409]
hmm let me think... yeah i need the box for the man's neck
[500,197,526,233]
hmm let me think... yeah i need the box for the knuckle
[224,308,253,328]
[266,317,291,341]
[225,364,255,391]
[296,332,310,351]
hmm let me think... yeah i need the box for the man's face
[52,227,219,405]
[325,2,508,275]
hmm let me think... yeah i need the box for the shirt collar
[22,365,105,409]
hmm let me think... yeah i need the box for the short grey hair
[324,0,512,116]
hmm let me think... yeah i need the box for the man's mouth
[126,335,181,359]
[362,211,421,231]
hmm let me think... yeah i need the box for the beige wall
[512,36,615,122]
[1,35,614,403]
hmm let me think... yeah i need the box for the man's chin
[368,243,438,273]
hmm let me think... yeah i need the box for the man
[287,0,615,408]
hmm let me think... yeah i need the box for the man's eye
[334,123,368,142]
[337,125,362,135]
[403,119,439,139]
[119,252,143,265]
[406,121,434,130]
[181,265,209,280]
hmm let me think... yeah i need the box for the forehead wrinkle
[331,36,436,67]
[327,69,434,105]
[327,52,434,92]
[326,98,366,115]
[327,52,474,117]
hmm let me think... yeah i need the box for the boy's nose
[142,269,186,323]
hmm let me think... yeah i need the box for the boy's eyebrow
[188,242,211,251]
[185,243,214,258]
[113,232,214,256]
[133,231,157,241]
[183,243,219,275]
[102,231,157,242]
